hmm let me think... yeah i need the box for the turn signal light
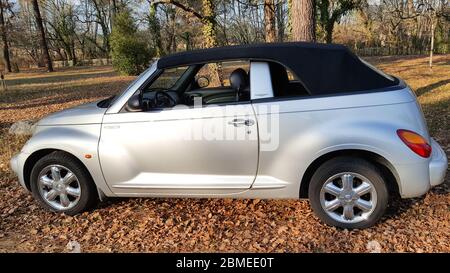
[397,129,432,158]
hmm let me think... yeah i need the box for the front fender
[21,125,114,196]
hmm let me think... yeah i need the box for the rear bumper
[429,138,447,187]
[393,138,447,198]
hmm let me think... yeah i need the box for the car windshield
[144,66,190,92]
[99,61,157,108]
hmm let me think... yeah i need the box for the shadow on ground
[416,79,450,96]
[4,67,117,86]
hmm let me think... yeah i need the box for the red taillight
[397,129,432,158]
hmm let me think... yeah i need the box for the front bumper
[10,151,30,191]
[429,138,447,187]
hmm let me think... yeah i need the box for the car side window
[189,60,251,105]
[195,60,250,89]
[131,66,190,111]
[268,62,310,97]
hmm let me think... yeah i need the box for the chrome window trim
[106,61,158,114]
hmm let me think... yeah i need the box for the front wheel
[308,157,388,229]
[30,151,98,215]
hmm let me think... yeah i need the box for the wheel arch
[299,149,401,198]
[23,149,95,193]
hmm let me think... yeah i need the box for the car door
[99,100,258,197]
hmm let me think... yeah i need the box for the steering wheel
[153,91,177,108]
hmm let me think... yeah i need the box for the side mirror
[196,76,210,88]
[127,93,142,111]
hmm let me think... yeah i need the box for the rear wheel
[308,157,388,229]
[30,151,98,215]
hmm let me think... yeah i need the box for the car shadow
[96,197,132,209]
[415,79,450,96]
[383,178,449,221]
[384,196,421,219]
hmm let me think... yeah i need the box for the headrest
[229,68,248,92]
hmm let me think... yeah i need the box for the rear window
[269,62,310,97]
[359,58,396,82]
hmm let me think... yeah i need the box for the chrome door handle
[244,119,255,126]
[228,119,255,127]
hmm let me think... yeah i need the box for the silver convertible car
[10,43,447,229]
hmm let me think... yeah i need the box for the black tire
[308,157,388,229]
[30,151,98,215]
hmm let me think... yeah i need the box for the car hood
[37,102,107,126]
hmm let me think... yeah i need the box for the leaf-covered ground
[0,56,448,252]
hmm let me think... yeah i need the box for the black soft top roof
[157,42,397,95]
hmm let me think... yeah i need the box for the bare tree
[0,0,12,72]
[31,0,53,71]
[422,0,448,67]
[89,0,112,54]
[264,0,276,42]
[148,1,164,56]
[276,0,285,41]
[292,0,316,41]
[151,0,218,48]
[317,0,362,43]
[201,0,218,48]
[0,0,448,69]
[45,0,79,65]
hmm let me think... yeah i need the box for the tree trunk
[149,2,164,56]
[71,40,77,66]
[111,0,117,31]
[0,1,11,73]
[201,0,222,85]
[325,21,334,43]
[276,1,285,42]
[154,0,220,81]
[91,0,110,54]
[429,16,434,68]
[31,0,53,72]
[292,0,316,42]
[201,0,217,48]
[101,23,110,54]
[164,6,176,54]
[222,0,227,45]
[264,0,276,42]
[287,0,293,39]
[55,48,65,62]
[170,10,176,52]
[181,32,190,50]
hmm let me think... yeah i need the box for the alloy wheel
[319,172,377,224]
[37,164,81,211]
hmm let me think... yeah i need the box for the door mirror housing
[127,93,142,111]
[196,76,210,88]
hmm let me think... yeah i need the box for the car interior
[127,60,310,112]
